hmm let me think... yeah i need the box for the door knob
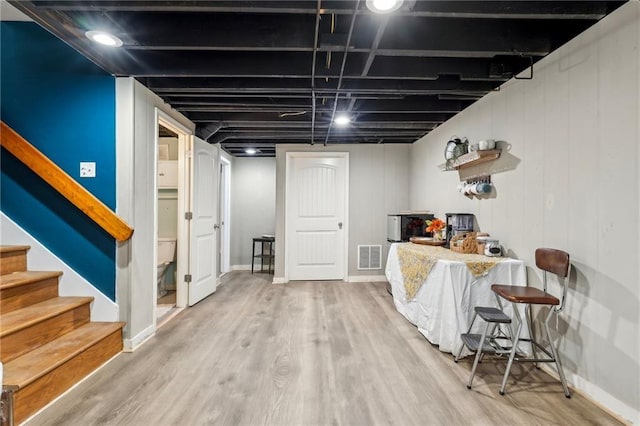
[213,224,220,229]
[338,222,343,229]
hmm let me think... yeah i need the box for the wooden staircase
[0,246,125,425]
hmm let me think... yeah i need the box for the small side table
[251,236,275,274]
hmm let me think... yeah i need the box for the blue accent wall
[1,22,117,300]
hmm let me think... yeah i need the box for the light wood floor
[158,290,176,305]
[27,272,622,426]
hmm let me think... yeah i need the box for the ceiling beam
[188,120,438,129]
[174,98,463,114]
[19,7,592,58]
[209,129,424,144]
[108,17,558,58]
[148,77,499,94]
[183,111,451,123]
[32,1,616,20]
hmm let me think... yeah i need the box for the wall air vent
[357,245,382,270]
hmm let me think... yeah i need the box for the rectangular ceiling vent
[357,245,382,270]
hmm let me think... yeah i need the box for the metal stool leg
[499,302,523,395]
[467,321,491,389]
[251,240,255,273]
[455,312,477,362]
[525,304,538,367]
[543,309,571,398]
[479,323,499,363]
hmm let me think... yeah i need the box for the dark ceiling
[10,1,626,157]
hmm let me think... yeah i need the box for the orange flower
[426,218,445,233]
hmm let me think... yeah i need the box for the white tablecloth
[385,243,528,355]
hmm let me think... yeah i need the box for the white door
[286,152,349,281]
[188,136,218,306]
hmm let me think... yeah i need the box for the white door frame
[284,151,349,282]
[219,156,231,275]
[156,110,192,309]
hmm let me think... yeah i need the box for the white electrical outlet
[80,162,96,178]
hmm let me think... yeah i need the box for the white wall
[230,157,276,267]
[115,77,195,350]
[274,144,412,281]
[410,4,639,422]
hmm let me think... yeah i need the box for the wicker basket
[450,232,489,254]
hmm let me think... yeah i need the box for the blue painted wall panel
[1,22,117,300]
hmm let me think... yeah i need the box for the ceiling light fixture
[366,0,404,14]
[334,115,351,126]
[85,30,123,47]
[245,148,258,155]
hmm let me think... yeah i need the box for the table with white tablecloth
[385,243,528,355]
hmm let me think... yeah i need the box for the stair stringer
[0,212,118,322]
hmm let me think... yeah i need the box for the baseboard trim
[123,324,155,352]
[271,276,387,284]
[347,275,387,283]
[230,264,251,271]
[539,364,638,424]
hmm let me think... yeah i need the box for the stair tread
[2,322,125,389]
[0,270,63,288]
[0,245,30,254]
[0,296,94,337]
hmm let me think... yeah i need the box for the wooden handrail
[0,121,133,241]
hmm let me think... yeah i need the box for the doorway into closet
[155,116,189,326]
[154,113,221,326]
[156,123,178,323]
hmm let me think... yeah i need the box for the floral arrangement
[425,218,445,234]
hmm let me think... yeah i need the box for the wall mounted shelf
[440,149,501,171]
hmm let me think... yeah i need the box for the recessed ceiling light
[245,148,257,155]
[334,115,351,126]
[85,30,123,47]
[366,0,404,14]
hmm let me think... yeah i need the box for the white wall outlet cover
[80,162,96,178]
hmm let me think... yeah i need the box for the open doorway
[218,157,231,276]
[156,123,179,322]
[155,113,191,326]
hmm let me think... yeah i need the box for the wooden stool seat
[491,284,559,305]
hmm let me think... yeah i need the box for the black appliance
[444,213,475,248]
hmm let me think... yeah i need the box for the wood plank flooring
[26,272,623,426]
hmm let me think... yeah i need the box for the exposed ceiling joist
[11,0,626,157]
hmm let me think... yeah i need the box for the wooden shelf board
[440,149,501,171]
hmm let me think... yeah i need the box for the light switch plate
[80,162,96,178]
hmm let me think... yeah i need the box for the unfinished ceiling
[10,1,626,157]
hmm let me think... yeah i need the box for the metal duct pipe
[324,0,361,146]
[310,0,322,145]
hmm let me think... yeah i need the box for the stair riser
[0,250,28,275]
[1,304,90,363]
[12,329,123,425]
[0,277,59,313]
